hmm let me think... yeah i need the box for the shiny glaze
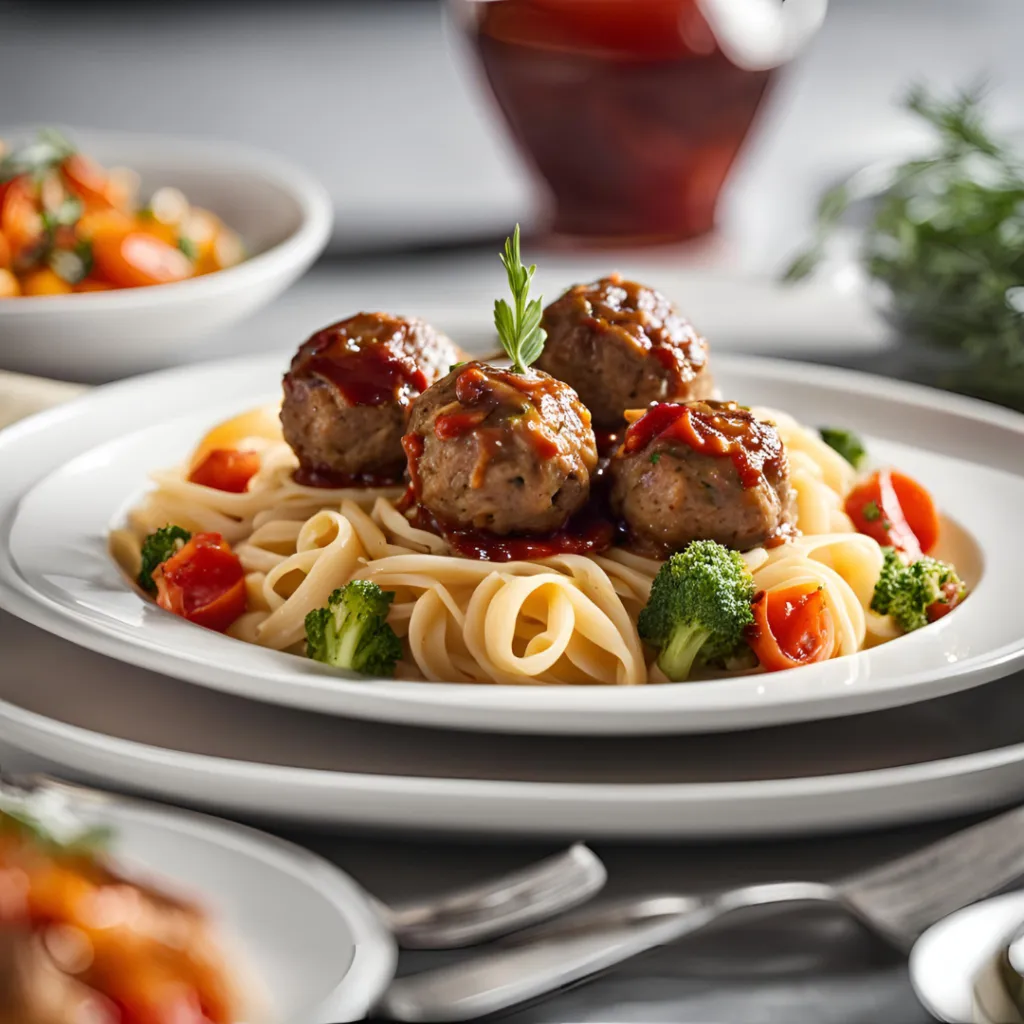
[593,428,623,459]
[543,274,707,391]
[287,313,433,408]
[410,503,614,562]
[622,400,783,489]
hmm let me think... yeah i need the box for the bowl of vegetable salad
[0,127,332,381]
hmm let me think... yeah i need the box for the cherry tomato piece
[62,153,113,208]
[748,583,836,673]
[845,468,938,556]
[1,176,44,264]
[92,231,193,289]
[187,449,261,493]
[154,533,246,633]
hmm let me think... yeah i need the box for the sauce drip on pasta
[411,503,615,561]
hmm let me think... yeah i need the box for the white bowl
[0,127,333,381]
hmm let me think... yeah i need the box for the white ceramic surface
[0,128,332,381]
[7,610,1024,838]
[15,784,395,1023]
[1,352,1022,736]
[910,892,1024,1024]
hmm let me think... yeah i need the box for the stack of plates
[2,352,1024,840]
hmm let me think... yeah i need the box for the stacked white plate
[2,351,1024,839]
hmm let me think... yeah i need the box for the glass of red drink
[451,0,827,245]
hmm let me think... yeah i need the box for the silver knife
[379,803,1024,1022]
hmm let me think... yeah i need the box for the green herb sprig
[494,224,546,374]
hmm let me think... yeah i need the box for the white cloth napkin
[0,370,88,430]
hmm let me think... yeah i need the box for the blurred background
[2,0,1023,385]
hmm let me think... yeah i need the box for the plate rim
[3,351,1024,736]
[7,577,1024,840]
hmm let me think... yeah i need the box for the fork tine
[837,804,1024,949]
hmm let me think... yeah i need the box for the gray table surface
[291,820,974,1023]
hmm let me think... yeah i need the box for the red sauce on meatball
[622,401,784,489]
[555,274,707,386]
[401,433,426,497]
[292,314,431,408]
[427,363,566,463]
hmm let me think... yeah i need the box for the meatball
[281,312,461,484]
[537,274,713,429]
[404,362,598,536]
[609,400,797,554]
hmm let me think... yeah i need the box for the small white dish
[0,127,332,381]
[0,352,1020,736]
[15,781,395,1023]
[910,892,1024,1023]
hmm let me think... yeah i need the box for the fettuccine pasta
[112,405,897,684]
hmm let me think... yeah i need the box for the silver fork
[380,802,1024,1021]
[2,774,607,950]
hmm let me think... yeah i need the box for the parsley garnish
[862,501,882,522]
[0,128,75,184]
[177,236,198,262]
[650,452,661,464]
[40,196,83,238]
[137,525,191,593]
[493,224,546,374]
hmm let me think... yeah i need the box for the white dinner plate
[910,892,1024,1024]
[5,781,395,1022]
[1,352,1023,736]
[6,610,1024,838]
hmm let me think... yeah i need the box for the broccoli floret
[870,547,965,633]
[637,540,756,682]
[819,427,867,469]
[137,524,191,593]
[305,580,402,677]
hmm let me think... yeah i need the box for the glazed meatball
[537,274,713,429]
[609,400,797,554]
[404,362,598,536]
[281,312,461,484]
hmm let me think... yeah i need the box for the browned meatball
[609,400,797,555]
[537,274,713,429]
[404,362,598,536]
[281,313,461,484]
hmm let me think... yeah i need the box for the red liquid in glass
[464,0,775,242]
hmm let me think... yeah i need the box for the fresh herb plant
[787,83,1024,408]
